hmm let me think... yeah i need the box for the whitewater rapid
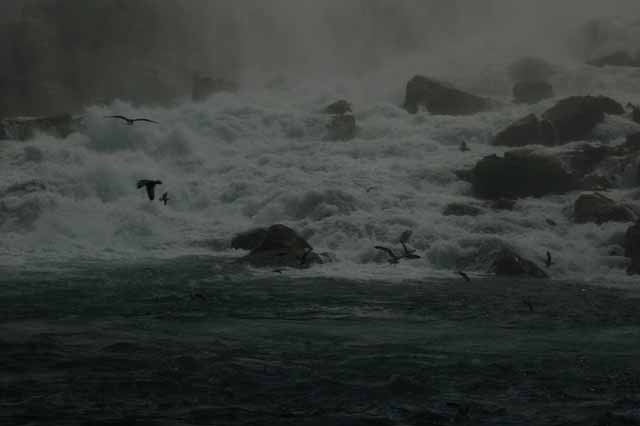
[1,61,640,285]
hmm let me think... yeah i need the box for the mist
[2,0,640,116]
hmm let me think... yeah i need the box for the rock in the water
[472,151,574,199]
[403,75,495,115]
[573,193,638,224]
[489,249,548,278]
[508,57,556,83]
[230,227,268,251]
[541,96,624,143]
[239,224,322,268]
[0,114,76,141]
[326,114,356,141]
[192,75,237,101]
[442,203,483,217]
[493,114,556,147]
[624,221,640,275]
[324,100,352,115]
[513,80,554,104]
[488,198,516,211]
[588,50,640,67]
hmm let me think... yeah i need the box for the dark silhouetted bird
[106,115,158,125]
[459,141,470,152]
[401,242,421,259]
[458,271,471,282]
[159,192,169,205]
[375,246,400,264]
[137,179,162,200]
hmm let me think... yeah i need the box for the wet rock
[541,96,624,143]
[489,249,548,278]
[192,75,237,101]
[508,57,556,83]
[443,203,483,217]
[403,75,495,115]
[577,174,614,191]
[326,114,356,141]
[493,114,556,147]
[472,151,574,199]
[513,80,553,104]
[0,113,76,141]
[488,198,516,211]
[324,99,352,115]
[573,193,638,224]
[239,224,323,268]
[230,227,268,251]
[624,221,640,275]
[588,50,640,67]
[629,104,640,124]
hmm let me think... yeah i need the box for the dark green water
[2,256,640,425]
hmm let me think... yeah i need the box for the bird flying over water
[545,251,553,268]
[137,179,162,200]
[106,115,158,125]
[159,192,169,205]
[459,141,470,152]
[400,242,421,259]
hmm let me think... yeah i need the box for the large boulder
[238,224,322,268]
[513,80,554,104]
[0,114,76,141]
[493,114,556,147]
[489,249,548,278]
[508,57,556,83]
[325,114,356,141]
[624,221,640,275]
[541,96,624,143]
[573,193,638,224]
[403,75,495,115]
[472,151,574,199]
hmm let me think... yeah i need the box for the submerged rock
[573,193,638,224]
[472,151,573,199]
[513,80,554,104]
[0,113,76,141]
[588,50,640,67]
[324,99,352,115]
[237,224,323,268]
[403,75,495,115]
[325,114,356,141]
[489,249,548,278]
[442,203,483,217]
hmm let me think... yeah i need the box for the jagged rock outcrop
[442,203,483,217]
[513,80,553,105]
[236,224,323,268]
[493,114,556,147]
[325,114,356,141]
[324,100,352,115]
[230,228,268,251]
[403,75,495,115]
[573,193,638,224]
[489,249,548,278]
[472,151,574,199]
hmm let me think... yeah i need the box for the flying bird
[545,251,554,268]
[401,242,421,259]
[159,192,169,205]
[137,179,162,200]
[375,246,400,264]
[459,141,470,152]
[458,271,471,282]
[106,115,158,125]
